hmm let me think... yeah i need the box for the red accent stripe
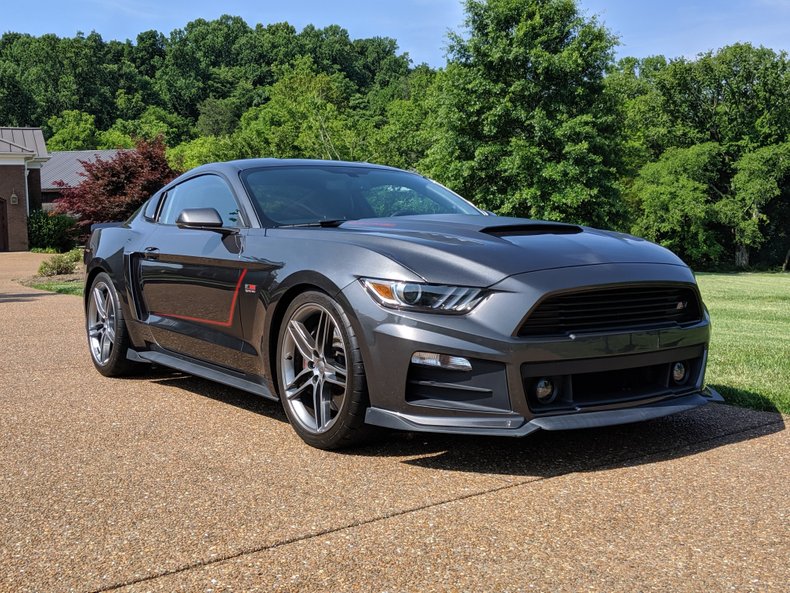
[153,268,248,328]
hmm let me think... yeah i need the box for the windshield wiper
[276,219,349,228]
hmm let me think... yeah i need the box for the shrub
[54,137,178,232]
[27,209,77,252]
[37,248,83,277]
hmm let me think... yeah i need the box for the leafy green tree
[368,66,435,168]
[233,22,302,88]
[46,110,99,150]
[106,106,194,146]
[167,135,239,170]
[726,142,790,268]
[631,143,726,267]
[422,0,623,227]
[132,30,166,79]
[236,57,363,160]
[197,96,243,136]
[0,60,35,125]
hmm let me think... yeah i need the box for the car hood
[279,214,688,287]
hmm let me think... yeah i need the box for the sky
[1,0,789,66]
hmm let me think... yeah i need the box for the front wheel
[277,291,371,449]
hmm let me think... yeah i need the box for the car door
[137,173,248,370]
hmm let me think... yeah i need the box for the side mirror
[176,208,236,234]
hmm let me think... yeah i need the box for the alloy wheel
[280,303,348,434]
[87,281,116,366]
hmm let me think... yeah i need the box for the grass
[696,272,790,414]
[29,280,84,296]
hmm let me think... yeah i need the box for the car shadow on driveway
[119,370,785,479]
[0,291,66,303]
[352,403,785,478]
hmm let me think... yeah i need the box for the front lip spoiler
[364,388,724,437]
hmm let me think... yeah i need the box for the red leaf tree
[54,137,179,230]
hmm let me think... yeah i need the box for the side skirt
[127,348,277,401]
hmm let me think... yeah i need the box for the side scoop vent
[481,223,583,237]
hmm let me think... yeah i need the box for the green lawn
[30,281,84,296]
[696,272,790,414]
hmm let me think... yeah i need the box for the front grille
[518,284,702,337]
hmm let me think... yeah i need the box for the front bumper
[366,388,724,437]
[342,263,720,437]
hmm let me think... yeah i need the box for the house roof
[0,127,48,158]
[40,149,124,191]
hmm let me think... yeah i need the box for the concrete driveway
[0,252,787,593]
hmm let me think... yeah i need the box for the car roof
[188,158,406,177]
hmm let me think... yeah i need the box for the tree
[422,0,623,227]
[0,60,35,125]
[197,96,243,136]
[368,66,435,168]
[726,142,790,268]
[631,143,726,267]
[105,105,194,146]
[235,57,363,160]
[167,135,239,170]
[614,44,790,267]
[46,110,99,150]
[54,138,178,229]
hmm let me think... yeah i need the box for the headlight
[360,278,485,313]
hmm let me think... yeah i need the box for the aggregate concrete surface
[0,252,787,593]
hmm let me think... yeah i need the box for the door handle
[143,246,160,260]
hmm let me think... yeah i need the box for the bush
[37,248,83,277]
[27,209,77,252]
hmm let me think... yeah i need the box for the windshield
[241,165,482,226]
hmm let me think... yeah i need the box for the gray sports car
[84,159,722,448]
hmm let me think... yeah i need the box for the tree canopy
[2,1,788,269]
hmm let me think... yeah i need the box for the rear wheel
[86,272,139,377]
[277,291,371,449]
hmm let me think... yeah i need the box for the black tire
[276,291,372,449]
[85,272,140,377]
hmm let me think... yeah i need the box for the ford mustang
[84,159,722,448]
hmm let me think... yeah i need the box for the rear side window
[158,175,243,227]
[143,194,162,220]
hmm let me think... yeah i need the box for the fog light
[534,377,556,403]
[672,361,687,384]
[411,352,472,371]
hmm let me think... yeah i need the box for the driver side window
[159,175,243,227]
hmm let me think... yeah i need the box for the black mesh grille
[518,285,702,337]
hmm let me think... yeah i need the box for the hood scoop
[481,223,583,237]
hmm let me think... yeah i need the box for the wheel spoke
[285,367,312,400]
[88,324,103,338]
[100,332,112,361]
[288,319,317,360]
[323,360,346,387]
[105,323,115,343]
[93,287,107,318]
[314,310,330,356]
[313,379,333,432]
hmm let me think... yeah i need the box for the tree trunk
[783,248,790,272]
[735,244,750,269]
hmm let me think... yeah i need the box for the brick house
[0,128,49,251]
